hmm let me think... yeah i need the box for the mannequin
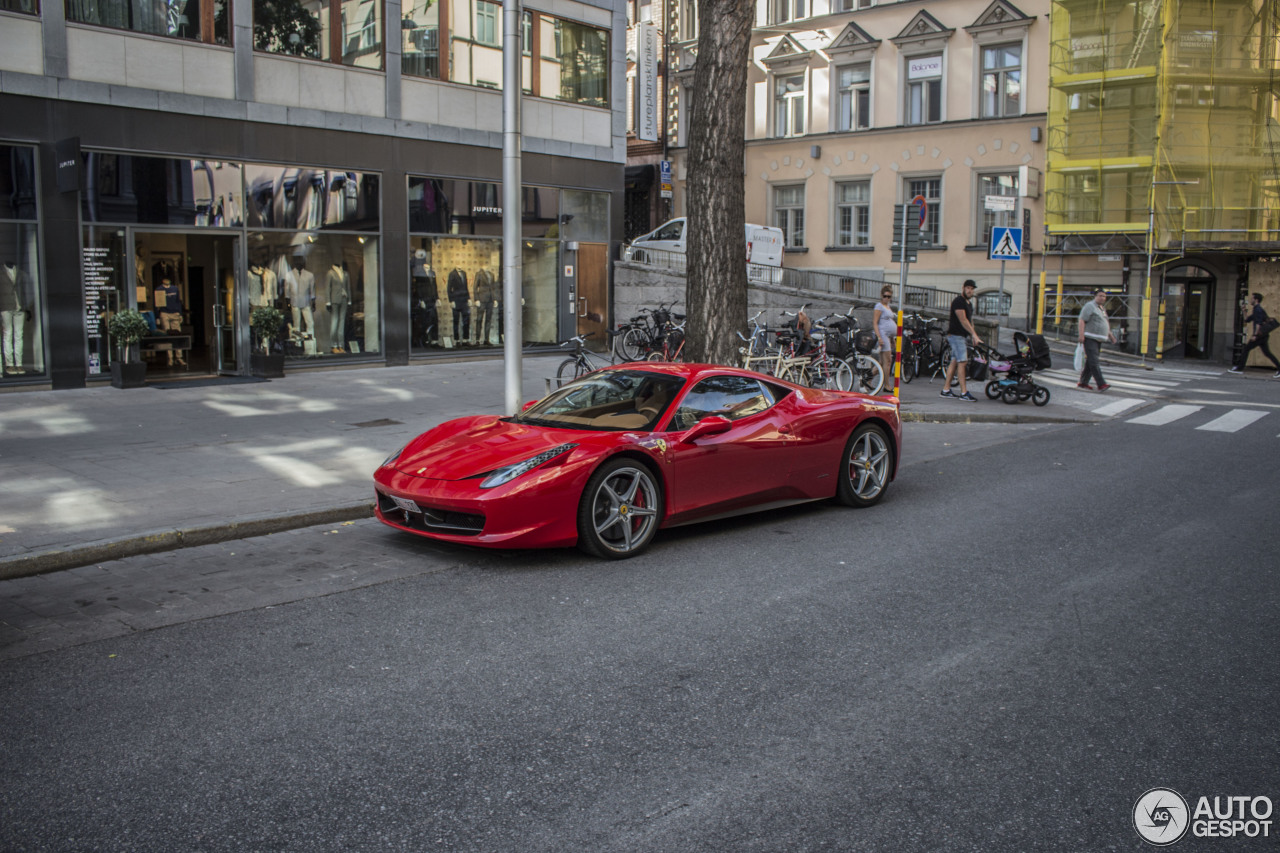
[154,276,186,366]
[410,249,438,347]
[447,267,470,344]
[473,263,498,347]
[0,260,31,375]
[325,261,351,353]
[285,255,315,343]
[248,262,277,308]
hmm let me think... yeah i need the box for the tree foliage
[683,0,754,365]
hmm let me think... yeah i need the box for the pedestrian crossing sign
[989,226,1023,261]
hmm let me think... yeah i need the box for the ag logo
[1134,788,1190,846]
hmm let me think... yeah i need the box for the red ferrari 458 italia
[374,363,900,558]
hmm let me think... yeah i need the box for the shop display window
[253,0,383,69]
[408,177,558,238]
[83,155,244,228]
[66,0,230,45]
[407,236,558,354]
[243,163,379,231]
[248,232,381,358]
[0,146,44,381]
[82,227,127,376]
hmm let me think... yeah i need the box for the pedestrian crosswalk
[1037,363,1203,395]
[1124,404,1271,434]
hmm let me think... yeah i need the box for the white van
[624,218,785,269]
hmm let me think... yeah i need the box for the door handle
[578,297,587,318]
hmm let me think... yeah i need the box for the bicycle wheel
[781,363,810,386]
[854,354,885,395]
[901,344,917,383]
[619,328,648,362]
[818,357,855,391]
[937,342,953,378]
[555,358,583,388]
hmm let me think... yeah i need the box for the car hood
[390,415,590,481]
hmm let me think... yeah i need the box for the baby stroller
[975,332,1053,406]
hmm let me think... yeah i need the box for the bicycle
[900,313,951,383]
[556,332,619,387]
[615,302,684,361]
[646,319,687,361]
[820,309,885,395]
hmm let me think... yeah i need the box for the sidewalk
[0,355,1098,580]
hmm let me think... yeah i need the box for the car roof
[605,362,789,384]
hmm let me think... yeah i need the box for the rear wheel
[1032,386,1050,407]
[556,358,582,388]
[901,347,917,383]
[577,459,662,559]
[1002,386,1020,404]
[854,354,885,395]
[836,422,892,508]
[780,364,809,386]
[619,328,649,361]
[984,381,1002,400]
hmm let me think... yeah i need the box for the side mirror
[521,400,538,412]
[681,416,732,443]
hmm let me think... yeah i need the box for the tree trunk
[684,0,753,365]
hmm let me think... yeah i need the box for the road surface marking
[1127,405,1203,426]
[1093,398,1146,417]
[1195,409,1269,433]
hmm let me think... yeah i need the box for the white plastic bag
[1073,343,1085,372]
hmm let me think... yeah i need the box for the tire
[938,343,953,379]
[854,354,885,395]
[984,381,1002,400]
[901,349,917,384]
[645,350,667,362]
[812,357,854,391]
[1001,386,1020,404]
[577,458,663,558]
[835,422,892,508]
[555,358,582,388]
[1033,386,1051,407]
[619,328,648,362]
[781,363,809,386]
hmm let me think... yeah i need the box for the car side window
[671,375,773,431]
[654,221,684,241]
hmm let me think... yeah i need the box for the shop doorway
[1161,265,1216,359]
[133,231,243,376]
[575,243,609,349]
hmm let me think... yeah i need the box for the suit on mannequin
[0,262,31,375]
[154,277,186,366]
[447,268,470,342]
[410,252,438,347]
[285,256,315,341]
[473,266,498,346]
[325,262,351,353]
[248,263,277,308]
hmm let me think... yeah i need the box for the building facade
[663,0,1052,322]
[0,0,626,390]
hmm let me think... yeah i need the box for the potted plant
[250,305,286,378]
[108,308,150,388]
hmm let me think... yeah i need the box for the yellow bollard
[1036,271,1047,335]
[1140,297,1151,356]
[1053,274,1064,327]
[1155,299,1166,360]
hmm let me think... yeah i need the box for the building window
[905,176,941,245]
[981,44,1021,118]
[681,0,696,40]
[475,0,498,45]
[253,0,383,68]
[774,74,806,138]
[975,290,1012,316]
[539,16,610,107]
[904,54,942,125]
[834,180,870,247]
[69,0,229,43]
[770,0,804,24]
[773,184,805,249]
[975,172,1018,248]
[836,63,870,132]
[2,0,40,14]
[401,0,439,78]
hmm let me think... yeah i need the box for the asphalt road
[1,417,1277,852]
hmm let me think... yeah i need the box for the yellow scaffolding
[1045,0,1280,253]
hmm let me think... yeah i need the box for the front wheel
[556,358,583,388]
[618,328,649,362]
[901,348,917,383]
[1002,386,1020,404]
[984,381,1002,400]
[577,459,663,558]
[854,354,885,395]
[1032,386,1051,407]
[836,422,892,508]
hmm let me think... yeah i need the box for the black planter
[251,353,285,378]
[110,361,148,389]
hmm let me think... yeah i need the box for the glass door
[212,236,242,374]
[1183,280,1214,358]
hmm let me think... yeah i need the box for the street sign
[891,203,922,263]
[989,226,1023,261]
[660,160,673,199]
[984,194,1016,212]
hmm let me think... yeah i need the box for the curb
[900,410,1097,425]
[0,501,375,581]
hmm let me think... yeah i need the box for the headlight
[479,443,578,489]
[381,444,407,468]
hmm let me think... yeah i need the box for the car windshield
[514,370,686,432]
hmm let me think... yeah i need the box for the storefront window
[82,227,126,377]
[1,146,45,380]
[560,190,609,242]
[84,155,244,227]
[66,0,230,45]
[248,232,380,358]
[253,0,382,68]
[407,177,561,355]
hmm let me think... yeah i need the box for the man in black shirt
[941,280,981,401]
[1228,292,1280,376]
